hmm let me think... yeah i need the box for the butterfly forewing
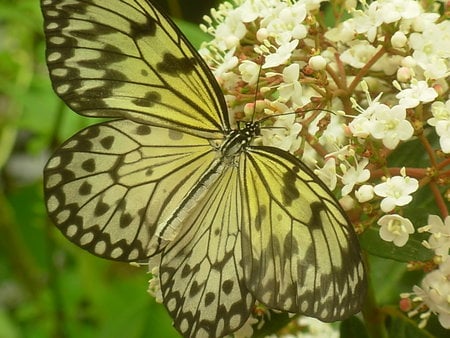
[241,147,366,320]
[42,0,228,137]
[44,119,219,260]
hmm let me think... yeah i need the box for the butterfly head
[220,121,260,159]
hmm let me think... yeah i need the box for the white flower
[263,2,307,43]
[435,120,450,153]
[314,158,337,191]
[340,41,381,69]
[396,80,438,108]
[147,265,163,303]
[370,104,414,149]
[296,316,339,338]
[413,259,450,329]
[277,63,303,106]
[239,60,260,85]
[212,48,239,80]
[266,316,339,338]
[377,0,422,24]
[318,114,347,150]
[348,115,373,138]
[348,94,385,138]
[341,158,371,195]
[427,100,450,153]
[351,3,383,42]
[214,12,247,49]
[428,100,450,127]
[378,214,415,247]
[261,113,302,153]
[263,39,299,69]
[409,20,450,79]
[421,215,450,258]
[373,169,419,212]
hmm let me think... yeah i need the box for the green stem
[361,254,388,338]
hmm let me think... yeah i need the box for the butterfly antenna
[258,107,338,127]
[250,62,264,123]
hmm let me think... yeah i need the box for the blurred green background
[0,1,215,337]
[1,0,448,337]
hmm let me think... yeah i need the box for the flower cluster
[400,215,450,329]
[196,0,450,334]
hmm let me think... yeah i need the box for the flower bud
[391,31,407,48]
[397,66,412,82]
[308,55,327,71]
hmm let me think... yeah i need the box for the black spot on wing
[180,264,191,278]
[282,166,300,206]
[189,281,202,297]
[120,213,133,228]
[222,280,234,295]
[94,201,109,216]
[254,205,267,232]
[81,158,95,172]
[130,13,156,39]
[309,202,327,230]
[168,129,183,140]
[132,91,161,107]
[204,292,215,306]
[156,53,197,75]
[135,125,152,135]
[78,181,92,195]
[100,135,114,149]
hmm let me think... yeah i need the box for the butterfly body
[41,0,366,337]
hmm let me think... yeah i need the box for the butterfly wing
[41,0,366,333]
[41,0,228,136]
[240,147,366,320]
[44,119,222,261]
[159,164,254,338]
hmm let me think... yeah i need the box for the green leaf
[360,227,434,262]
[174,18,210,49]
[340,316,369,338]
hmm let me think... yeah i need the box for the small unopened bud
[397,66,412,82]
[308,55,327,71]
[339,195,355,211]
[355,184,374,203]
[256,28,268,42]
[391,31,407,48]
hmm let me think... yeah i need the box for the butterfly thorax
[220,122,260,160]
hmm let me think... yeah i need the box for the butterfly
[41,0,366,337]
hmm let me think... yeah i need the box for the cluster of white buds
[196,0,450,334]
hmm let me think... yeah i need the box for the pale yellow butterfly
[41,0,366,337]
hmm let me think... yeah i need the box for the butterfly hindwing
[44,119,219,260]
[42,0,228,136]
[241,147,366,320]
[159,164,254,338]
